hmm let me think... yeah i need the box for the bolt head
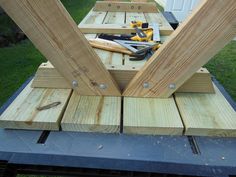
[72,80,78,87]
[169,83,176,89]
[143,82,150,89]
[99,84,107,90]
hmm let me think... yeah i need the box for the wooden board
[61,93,121,133]
[175,84,236,137]
[123,96,184,135]
[123,0,236,98]
[0,0,120,96]
[94,1,158,13]
[177,68,214,93]
[0,81,72,130]
[144,12,173,34]
[79,9,107,39]
[79,24,173,36]
[32,63,214,94]
[96,11,125,66]
[61,10,123,133]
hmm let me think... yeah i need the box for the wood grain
[94,1,158,13]
[32,63,215,93]
[61,93,121,133]
[123,0,236,98]
[60,10,122,133]
[95,11,125,66]
[0,81,72,130]
[79,24,173,36]
[123,96,184,135]
[144,12,173,35]
[79,8,107,39]
[175,84,236,137]
[0,0,120,96]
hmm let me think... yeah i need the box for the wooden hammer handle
[88,38,133,55]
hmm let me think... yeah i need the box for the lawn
[0,0,96,106]
[0,0,235,109]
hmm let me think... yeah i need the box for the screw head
[143,82,150,89]
[72,80,78,88]
[169,83,176,89]
[99,84,107,90]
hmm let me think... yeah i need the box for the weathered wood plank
[0,0,120,96]
[0,81,72,130]
[32,63,215,93]
[94,1,158,13]
[61,93,121,133]
[123,0,236,98]
[123,96,184,135]
[175,84,236,137]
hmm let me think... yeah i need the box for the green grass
[205,41,236,100]
[0,40,46,106]
[0,0,96,107]
[0,0,235,109]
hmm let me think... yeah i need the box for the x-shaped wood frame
[1,0,236,98]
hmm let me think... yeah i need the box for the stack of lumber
[0,0,235,137]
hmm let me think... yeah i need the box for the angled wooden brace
[0,0,121,96]
[124,0,236,98]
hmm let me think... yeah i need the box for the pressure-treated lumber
[94,1,158,13]
[0,0,120,96]
[61,93,121,133]
[90,11,125,66]
[0,81,72,130]
[177,68,214,93]
[144,12,173,34]
[32,63,215,93]
[60,10,122,133]
[175,84,236,137]
[79,8,107,39]
[123,96,184,135]
[123,0,236,98]
[79,9,124,66]
[79,23,173,36]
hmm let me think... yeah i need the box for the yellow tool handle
[131,29,153,42]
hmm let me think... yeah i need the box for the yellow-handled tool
[130,21,160,42]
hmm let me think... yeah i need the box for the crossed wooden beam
[1,0,235,98]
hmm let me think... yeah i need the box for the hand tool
[88,38,133,55]
[98,34,133,41]
[98,22,160,42]
[130,21,161,42]
[114,40,160,54]
[114,40,161,61]
[130,21,148,39]
[88,38,148,60]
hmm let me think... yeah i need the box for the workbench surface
[0,77,236,177]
